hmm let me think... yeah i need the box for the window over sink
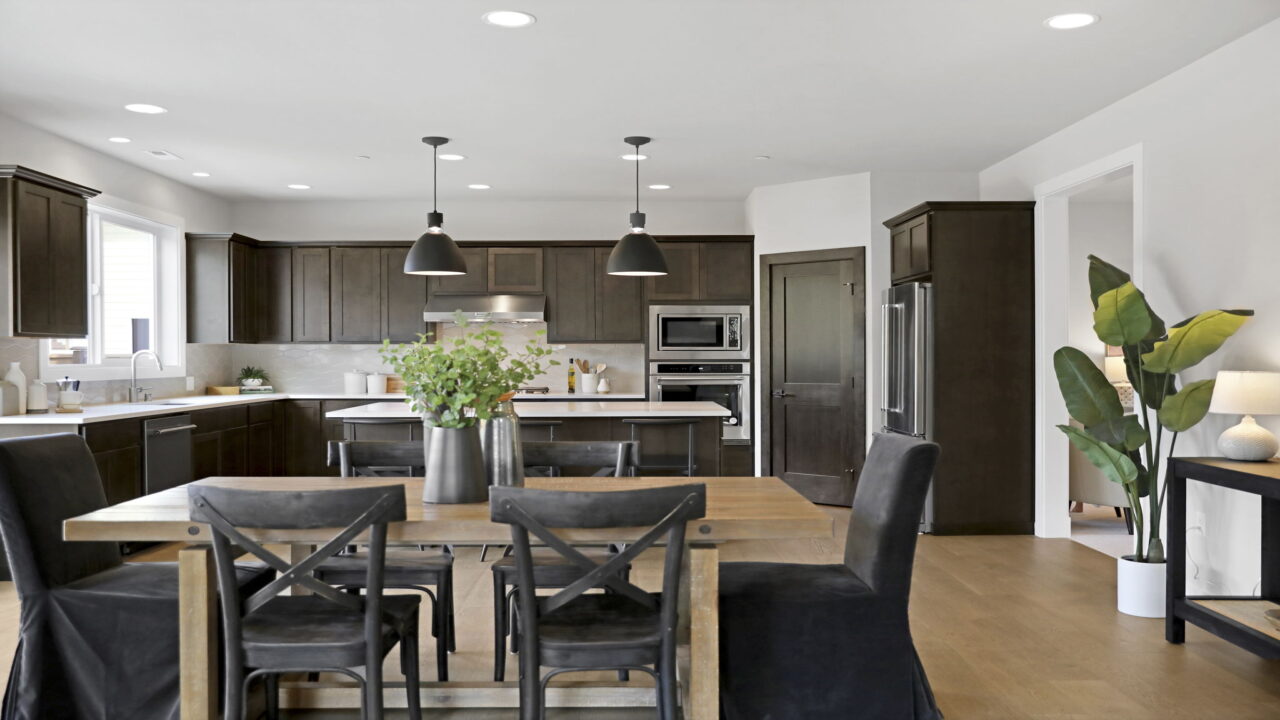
[40,204,185,381]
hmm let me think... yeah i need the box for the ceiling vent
[144,149,182,160]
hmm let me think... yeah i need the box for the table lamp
[1208,371,1280,461]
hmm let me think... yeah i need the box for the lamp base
[1218,415,1279,461]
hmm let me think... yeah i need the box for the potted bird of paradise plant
[1055,256,1252,617]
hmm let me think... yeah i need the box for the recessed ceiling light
[287,184,311,190]
[753,155,771,161]
[438,153,466,161]
[144,149,182,160]
[621,153,648,161]
[356,155,371,160]
[192,172,211,178]
[108,136,131,143]
[1044,13,1099,30]
[482,10,536,28]
[124,103,167,114]
[468,184,491,190]
[648,184,671,190]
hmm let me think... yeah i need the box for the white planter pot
[1117,556,1166,618]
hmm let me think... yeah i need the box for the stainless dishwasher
[144,414,195,495]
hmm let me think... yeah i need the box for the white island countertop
[327,400,730,420]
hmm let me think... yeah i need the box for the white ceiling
[1,0,1277,203]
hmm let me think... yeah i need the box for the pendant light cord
[634,143,641,214]
[432,144,438,213]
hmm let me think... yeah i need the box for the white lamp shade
[1103,356,1129,384]
[1208,371,1280,416]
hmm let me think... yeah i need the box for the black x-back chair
[491,483,707,720]
[718,432,944,719]
[0,433,273,720]
[489,440,639,682]
[189,483,423,720]
[311,440,455,681]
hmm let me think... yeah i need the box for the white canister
[343,371,368,395]
[27,381,48,413]
[366,373,388,395]
[5,362,26,414]
[596,377,611,394]
[579,372,598,394]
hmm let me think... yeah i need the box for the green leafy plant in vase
[236,366,269,387]
[1055,256,1253,567]
[380,314,556,503]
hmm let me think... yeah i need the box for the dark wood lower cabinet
[516,416,722,475]
[720,443,754,476]
[81,419,144,504]
[284,400,369,476]
[191,405,252,480]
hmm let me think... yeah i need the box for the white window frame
[39,203,187,382]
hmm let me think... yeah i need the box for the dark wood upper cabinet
[890,214,930,282]
[430,246,488,294]
[595,246,646,343]
[292,247,331,342]
[187,233,260,344]
[381,246,430,343]
[329,247,381,343]
[255,247,293,343]
[0,167,99,338]
[544,247,595,343]
[701,241,754,301]
[488,247,544,293]
[646,242,701,301]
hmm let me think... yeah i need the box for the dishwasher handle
[148,424,197,436]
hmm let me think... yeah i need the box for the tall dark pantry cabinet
[883,201,1035,535]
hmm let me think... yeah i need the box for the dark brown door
[14,180,89,337]
[544,247,595,343]
[292,248,331,341]
[646,242,700,301]
[765,251,865,506]
[594,247,646,343]
[381,247,429,342]
[256,247,293,343]
[489,247,544,293]
[283,400,325,476]
[330,247,381,342]
[701,241,753,301]
[228,240,257,343]
[431,246,488,294]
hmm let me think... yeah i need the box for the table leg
[688,543,720,720]
[179,545,218,720]
[1166,467,1186,644]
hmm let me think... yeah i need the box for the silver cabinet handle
[148,424,197,436]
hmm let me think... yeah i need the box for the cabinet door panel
[430,246,488,294]
[701,242,753,301]
[256,247,293,343]
[330,247,381,342]
[646,243,700,301]
[292,248,331,341]
[192,432,221,481]
[545,247,595,343]
[221,426,249,476]
[489,247,544,293]
[229,240,257,343]
[14,181,89,337]
[94,447,142,506]
[247,423,275,475]
[382,247,430,342]
[284,400,325,476]
[594,247,645,343]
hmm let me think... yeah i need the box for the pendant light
[405,136,468,275]
[606,136,669,276]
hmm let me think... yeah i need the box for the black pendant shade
[405,136,468,276]
[608,135,668,276]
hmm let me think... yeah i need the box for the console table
[1166,457,1280,658]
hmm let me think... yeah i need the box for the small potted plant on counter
[1055,255,1252,617]
[381,314,555,503]
[237,366,269,387]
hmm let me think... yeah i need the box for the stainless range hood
[423,294,547,323]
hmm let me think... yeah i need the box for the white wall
[980,17,1280,594]
[745,171,977,472]
[231,198,746,242]
[1067,200,1134,360]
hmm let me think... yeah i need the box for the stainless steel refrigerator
[880,281,934,531]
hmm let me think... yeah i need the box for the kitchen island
[329,400,732,475]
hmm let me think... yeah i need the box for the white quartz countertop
[0,392,648,426]
[327,400,731,420]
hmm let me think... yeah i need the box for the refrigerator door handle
[881,302,905,418]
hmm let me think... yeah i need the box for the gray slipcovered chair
[491,483,707,720]
[719,432,944,720]
[190,482,422,720]
[0,433,273,720]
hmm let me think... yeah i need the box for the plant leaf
[1054,347,1124,426]
[1093,282,1152,347]
[1087,255,1130,308]
[1085,414,1150,452]
[1158,379,1217,432]
[1142,309,1254,374]
[1059,424,1139,488]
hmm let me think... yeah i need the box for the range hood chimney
[423,294,547,324]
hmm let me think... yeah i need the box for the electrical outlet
[185,376,195,391]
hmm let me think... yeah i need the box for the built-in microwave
[648,305,750,360]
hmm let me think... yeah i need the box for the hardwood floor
[1,507,1277,718]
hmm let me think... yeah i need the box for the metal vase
[422,424,489,504]
[480,400,524,488]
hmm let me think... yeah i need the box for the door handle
[148,424,198,436]
[771,390,792,398]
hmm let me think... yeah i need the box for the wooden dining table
[63,475,831,720]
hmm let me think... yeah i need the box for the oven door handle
[652,376,749,382]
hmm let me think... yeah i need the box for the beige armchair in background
[1068,420,1134,534]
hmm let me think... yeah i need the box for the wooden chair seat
[241,594,420,669]
[537,593,663,668]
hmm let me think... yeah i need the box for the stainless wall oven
[648,305,750,360]
[648,362,750,443]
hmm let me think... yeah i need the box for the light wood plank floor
[2,507,1277,718]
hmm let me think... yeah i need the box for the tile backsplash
[0,339,232,404]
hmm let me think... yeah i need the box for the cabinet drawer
[248,401,277,425]
[82,419,142,453]
[192,405,249,433]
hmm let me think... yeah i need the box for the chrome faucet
[130,350,164,403]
